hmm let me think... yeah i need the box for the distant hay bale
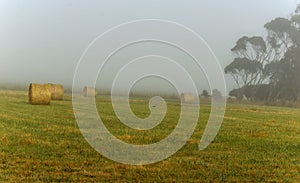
[180,93,195,104]
[28,83,51,105]
[45,83,64,100]
[83,86,96,97]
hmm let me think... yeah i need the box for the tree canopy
[225,4,300,104]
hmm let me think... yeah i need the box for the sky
[0,0,299,94]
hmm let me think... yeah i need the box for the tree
[212,89,222,99]
[226,4,300,103]
[225,35,276,100]
[201,90,209,98]
[263,5,300,102]
[266,47,300,101]
[225,58,262,88]
[229,85,271,101]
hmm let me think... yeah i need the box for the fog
[0,0,298,94]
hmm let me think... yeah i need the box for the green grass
[0,90,300,182]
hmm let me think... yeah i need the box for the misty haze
[1,1,300,182]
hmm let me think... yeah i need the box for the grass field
[0,90,300,182]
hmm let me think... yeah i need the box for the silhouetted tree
[225,35,277,100]
[201,90,209,98]
[212,89,222,99]
[264,5,300,102]
[226,4,300,104]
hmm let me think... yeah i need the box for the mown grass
[0,90,300,182]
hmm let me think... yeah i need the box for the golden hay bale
[83,86,96,97]
[45,83,64,100]
[180,93,195,104]
[28,83,51,105]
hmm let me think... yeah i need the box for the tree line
[225,4,300,105]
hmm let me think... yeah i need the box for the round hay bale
[83,86,96,97]
[28,83,51,105]
[180,93,195,104]
[45,83,64,100]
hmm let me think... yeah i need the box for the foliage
[225,58,262,88]
[229,85,271,101]
[212,89,222,99]
[200,90,209,98]
[226,4,300,103]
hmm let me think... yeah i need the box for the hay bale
[83,86,96,97]
[180,93,195,104]
[45,83,64,100]
[28,83,51,105]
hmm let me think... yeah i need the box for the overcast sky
[0,0,299,94]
